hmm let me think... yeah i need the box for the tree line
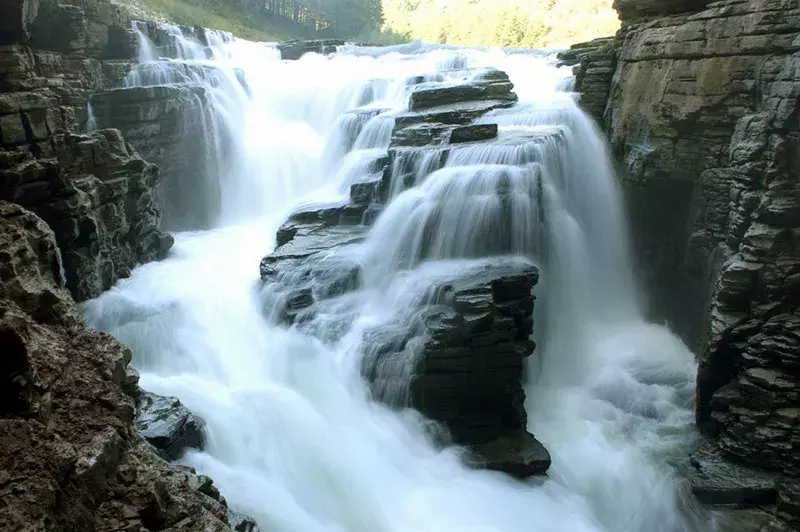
[206,0,618,45]
[221,0,382,37]
[381,0,619,48]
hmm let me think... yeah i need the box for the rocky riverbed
[0,0,798,530]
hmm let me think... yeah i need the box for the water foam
[84,28,711,532]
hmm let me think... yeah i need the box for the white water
[83,28,713,532]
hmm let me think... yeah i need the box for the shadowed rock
[136,391,207,461]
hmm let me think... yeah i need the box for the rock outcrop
[136,391,207,461]
[0,201,255,531]
[259,68,550,477]
[277,38,344,60]
[0,0,172,301]
[557,37,618,124]
[576,0,800,527]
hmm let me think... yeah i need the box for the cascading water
[83,27,714,532]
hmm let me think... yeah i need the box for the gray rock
[136,391,207,461]
[277,39,344,60]
[469,430,551,478]
[227,508,262,532]
[690,443,779,507]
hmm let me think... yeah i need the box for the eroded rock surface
[0,201,252,531]
[0,0,172,300]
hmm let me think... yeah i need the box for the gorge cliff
[568,0,799,527]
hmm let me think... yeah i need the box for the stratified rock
[690,443,779,507]
[0,125,173,301]
[90,84,224,231]
[362,258,549,476]
[136,391,207,461]
[409,69,516,111]
[0,201,243,531]
[613,0,711,23]
[277,39,344,60]
[557,37,617,124]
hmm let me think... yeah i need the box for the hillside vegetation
[130,0,619,47]
[382,0,620,48]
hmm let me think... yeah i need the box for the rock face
[362,260,549,477]
[259,68,550,477]
[587,0,800,527]
[277,39,344,60]
[0,0,172,301]
[557,37,618,124]
[90,84,225,231]
[0,201,252,531]
[136,391,207,461]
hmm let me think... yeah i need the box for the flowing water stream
[83,27,712,532]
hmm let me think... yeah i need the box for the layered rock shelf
[259,68,551,477]
[0,0,171,301]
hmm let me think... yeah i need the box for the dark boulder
[135,391,207,461]
[277,39,344,60]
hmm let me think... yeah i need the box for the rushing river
[83,26,711,532]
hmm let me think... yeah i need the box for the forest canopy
[381,0,620,48]
[135,0,620,47]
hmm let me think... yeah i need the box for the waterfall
[83,29,711,532]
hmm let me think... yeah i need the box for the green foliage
[132,0,301,40]
[132,0,385,41]
[381,0,620,48]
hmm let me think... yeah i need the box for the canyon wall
[567,0,799,525]
[0,0,171,302]
[0,2,259,530]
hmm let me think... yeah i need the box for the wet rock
[362,257,548,477]
[227,509,262,532]
[278,39,344,60]
[391,122,498,147]
[557,37,617,124]
[690,443,779,507]
[90,84,225,231]
[136,391,207,461]
[469,430,551,478]
[409,70,516,111]
[394,99,517,130]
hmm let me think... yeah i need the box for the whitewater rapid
[83,28,712,532]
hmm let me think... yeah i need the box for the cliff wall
[0,0,171,302]
[568,0,799,526]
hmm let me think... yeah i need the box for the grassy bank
[128,0,305,41]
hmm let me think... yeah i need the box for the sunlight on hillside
[382,0,620,48]
[127,0,620,47]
